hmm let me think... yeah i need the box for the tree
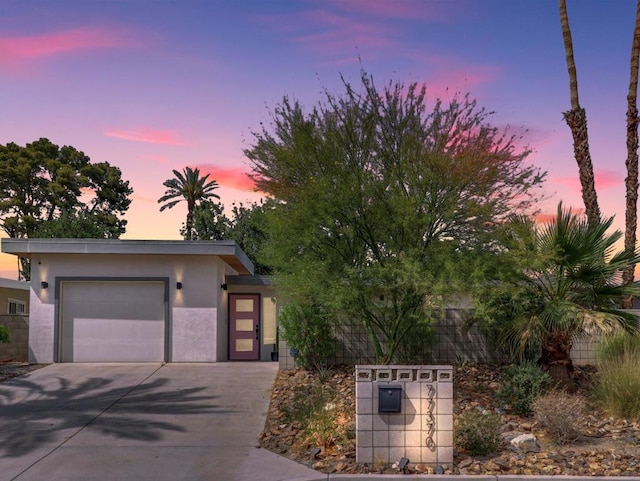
[473,203,640,390]
[623,0,640,307]
[0,138,133,279]
[559,0,601,225]
[246,71,546,364]
[183,200,230,241]
[186,200,273,275]
[227,201,273,275]
[158,167,220,240]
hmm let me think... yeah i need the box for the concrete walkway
[0,362,321,481]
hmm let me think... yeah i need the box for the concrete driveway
[0,363,322,481]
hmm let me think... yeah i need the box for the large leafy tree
[474,203,640,389]
[158,167,220,240]
[0,138,133,279]
[245,71,546,364]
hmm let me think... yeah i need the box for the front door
[229,294,260,360]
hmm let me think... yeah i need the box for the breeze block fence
[278,308,639,369]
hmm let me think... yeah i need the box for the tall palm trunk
[623,0,640,308]
[559,0,601,225]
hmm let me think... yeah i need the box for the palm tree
[158,167,220,240]
[477,203,640,390]
[559,0,601,225]
[623,0,640,307]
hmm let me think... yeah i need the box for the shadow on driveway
[0,370,228,458]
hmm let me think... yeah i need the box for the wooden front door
[229,294,260,360]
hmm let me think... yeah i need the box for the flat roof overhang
[1,238,254,275]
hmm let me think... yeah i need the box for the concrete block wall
[355,365,453,468]
[0,315,29,362]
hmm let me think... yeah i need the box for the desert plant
[474,203,640,390]
[533,391,585,445]
[497,363,550,416]
[593,354,640,419]
[597,330,640,363]
[282,382,352,449]
[454,410,501,456]
[278,301,336,370]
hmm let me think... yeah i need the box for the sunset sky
[0,0,638,278]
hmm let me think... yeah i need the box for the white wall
[29,253,232,363]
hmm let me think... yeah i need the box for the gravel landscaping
[260,364,640,476]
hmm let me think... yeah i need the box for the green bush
[0,326,9,344]
[278,301,336,370]
[496,362,550,416]
[533,391,585,445]
[593,353,640,419]
[454,410,501,456]
[597,331,640,363]
[593,332,640,419]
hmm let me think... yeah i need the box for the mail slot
[378,385,402,413]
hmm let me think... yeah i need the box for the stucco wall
[29,253,231,363]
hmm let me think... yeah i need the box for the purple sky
[0,0,638,278]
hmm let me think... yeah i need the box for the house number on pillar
[425,385,436,448]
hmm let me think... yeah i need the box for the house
[0,238,277,364]
[0,277,29,315]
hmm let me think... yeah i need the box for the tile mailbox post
[355,365,453,468]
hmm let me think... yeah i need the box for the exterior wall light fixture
[41,281,49,289]
[176,282,183,290]
[220,283,228,291]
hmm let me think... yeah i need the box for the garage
[58,280,168,362]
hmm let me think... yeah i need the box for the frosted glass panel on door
[236,339,253,352]
[236,318,253,332]
[236,299,254,312]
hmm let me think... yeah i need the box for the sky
[0,0,638,278]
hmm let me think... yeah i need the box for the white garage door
[59,281,167,362]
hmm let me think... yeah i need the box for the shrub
[593,353,640,419]
[496,362,550,416]
[533,391,585,445]
[597,331,640,363]
[278,301,336,370]
[282,382,352,449]
[454,410,501,456]
[592,331,640,419]
[0,326,8,344]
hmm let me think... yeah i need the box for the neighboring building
[0,277,29,315]
[0,238,277,364]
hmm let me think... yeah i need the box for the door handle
[256,325,259,340]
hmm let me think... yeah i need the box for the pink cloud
[553,169,623,192]
[105,129,189,146]
[141,154,168,164]
[0,27,132,74]
[294,11,398,58]
[328,0,453,22]
[534,206,585,225]
[418,65,501,100]
[195,165,256,191]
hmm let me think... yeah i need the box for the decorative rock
[510,433,541,453]
[457,458,473,469]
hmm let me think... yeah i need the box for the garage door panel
[60,281,166,362]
